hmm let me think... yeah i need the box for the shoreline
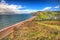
[0,16,36,39]
[0,16,36,32]
[0,14,32,30]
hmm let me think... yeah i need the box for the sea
[0,14,32,30]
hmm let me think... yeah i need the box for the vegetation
[3,21,60,40]
[2,11,60,40]
[34,11,60,20]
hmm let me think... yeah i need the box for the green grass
[12,21,60,40]
[2,20,60,40]
[36,22,60,30]
[1,11,60,40]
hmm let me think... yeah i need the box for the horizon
[0,0,60,14]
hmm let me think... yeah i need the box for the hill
[2,11,60,40]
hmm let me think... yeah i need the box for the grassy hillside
[2,11,60,40]
[14,11,60,40]
[33,11,60,20]
[13,20,60,40]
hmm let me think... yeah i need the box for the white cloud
[2,0,60,14]
[42,7,52,11]
[0,0,38,14]
[10,9,37,14]
[19,9,38,13]
[54,5,60,8]
[0,0,25,14]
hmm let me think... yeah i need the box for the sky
[0,0,60,14]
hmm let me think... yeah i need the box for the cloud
[19,9,38,13]
[54,5,60,8]
[42,5,60,11]
[42,7,52,11]
[0,0,38,14]
[1,0,60,14]
[0,0,25,14]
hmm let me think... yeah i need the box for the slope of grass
[36,21,60,30]
[2,11,60,40]
[13,11,60,40]
[12,20,60,40]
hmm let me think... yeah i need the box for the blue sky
[5,0,60,10]
[0,0,60,14]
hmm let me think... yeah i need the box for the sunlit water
[0,14,32,30]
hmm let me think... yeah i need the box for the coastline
[0,16,36,39]
[0,14,32,30]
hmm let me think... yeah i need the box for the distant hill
[32,11,60,20]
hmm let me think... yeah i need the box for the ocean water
[0,14,32,30]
